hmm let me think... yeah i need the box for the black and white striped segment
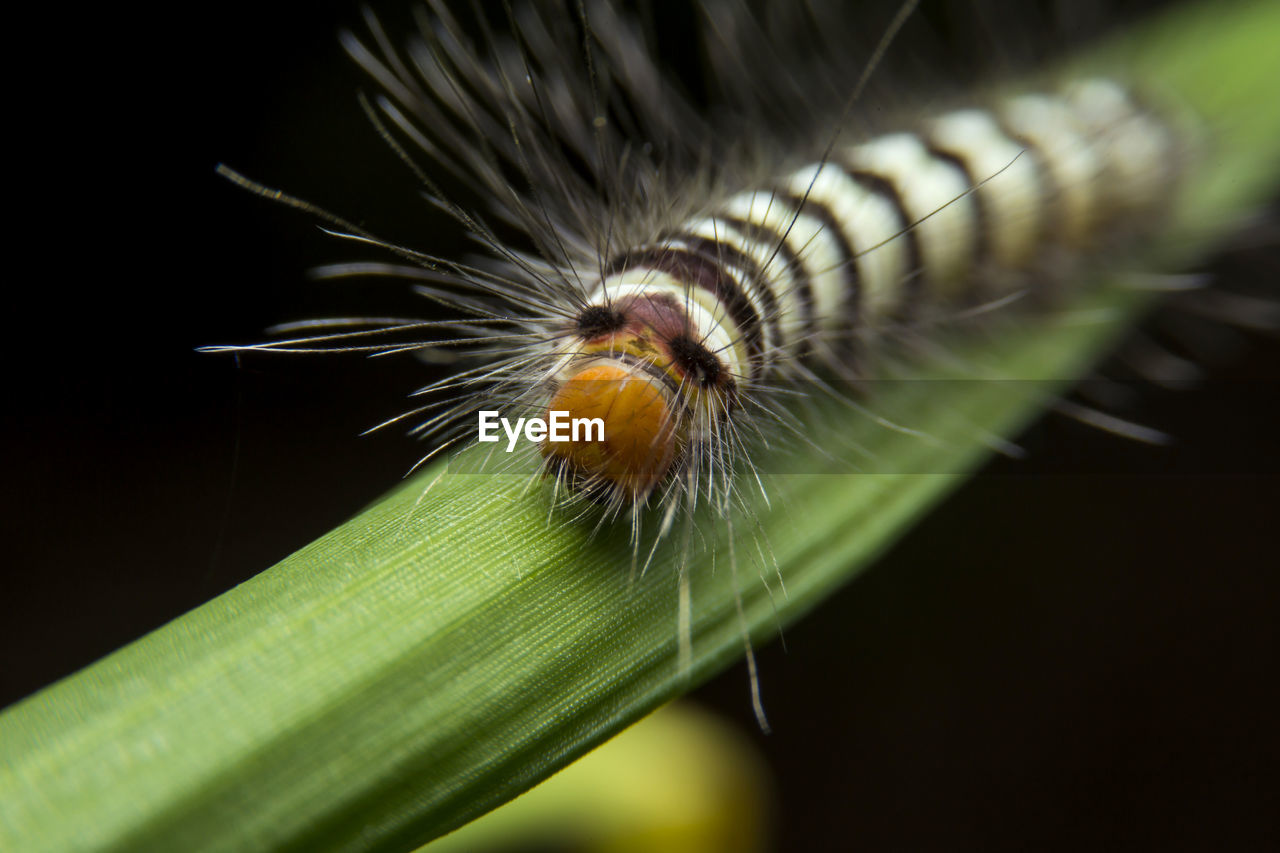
[589,78,1174,385]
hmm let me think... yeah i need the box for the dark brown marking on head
[604,247,765,371]
[575,304,627,340]
[616,292,699,345]
[668,334,723,387]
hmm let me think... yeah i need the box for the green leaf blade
[4,1,1279,850]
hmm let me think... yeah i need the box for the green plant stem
[3,2,1278,850]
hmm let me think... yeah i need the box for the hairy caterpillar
[217,3,1182,507]
[538,78,1177,503]
[207,0,1269,829]
[210,0,1226,725]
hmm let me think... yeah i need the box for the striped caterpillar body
[210,0,1257,734]
[541,79,1178,506]
[271,2,1200,544]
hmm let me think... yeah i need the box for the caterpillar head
[541,358,679,503]
[540,292,738,504]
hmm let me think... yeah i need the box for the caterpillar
[536,78,1177,506]
[215,2,1186,514]
[210,0,1277,773]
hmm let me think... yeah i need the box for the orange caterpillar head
[539,294,738,504]
[541,359,679,502]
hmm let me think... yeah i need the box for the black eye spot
[576,305,626,338]
[669,334,722,386]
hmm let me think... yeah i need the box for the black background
[5,1,1278,849]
